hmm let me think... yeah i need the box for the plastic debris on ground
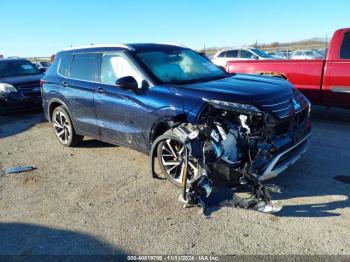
[4,166,36,174]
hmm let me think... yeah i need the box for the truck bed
[226,59,325,104]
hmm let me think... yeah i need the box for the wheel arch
[148,114,188,151]
[48,98,70,122]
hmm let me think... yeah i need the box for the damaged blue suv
[41,44,311,187]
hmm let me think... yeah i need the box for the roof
[63,44,135,51]
[0,58,28,62]
[220,47,256,52]
[62,43,188,53]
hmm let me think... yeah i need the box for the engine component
[150,97,311,212]
[149,116,283,214]
[239,115,251,134]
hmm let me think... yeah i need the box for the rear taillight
[40,79,46,86]
[50,54,55,63]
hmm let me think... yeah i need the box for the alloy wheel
[160,138,200,185]
[53,110,71,144]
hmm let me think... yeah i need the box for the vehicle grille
[274,108,308,137]
[261,90,309,119]
[15,81,40,90]
[22,91,41,98]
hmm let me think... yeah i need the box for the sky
[0,0,349,57]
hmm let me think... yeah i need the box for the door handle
[95,87,105,93]
[61,81,68,87]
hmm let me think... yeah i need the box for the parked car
[225,28,350,108]
[41,43,311,186]
[267,51,288,59]
[0,58,45,114]
[211,47,274,67]
[317,48,327,57]
[290,49,324,59]
[34,61,51,71]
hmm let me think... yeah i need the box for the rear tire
[52,106,83,147]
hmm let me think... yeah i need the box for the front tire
[157,137,202,187]
[52,106,83,147]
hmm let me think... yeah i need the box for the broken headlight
[0,83,17,93]
[202,98,262,116]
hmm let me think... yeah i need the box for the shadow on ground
[0,111,45,139]
[206,106,350,218]
[0,222,127,256]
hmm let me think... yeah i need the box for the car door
[225,50,239,62]
[63,52,101,136]
[94,51,152,152]
[239,50,255,60]
[323,32,350,107]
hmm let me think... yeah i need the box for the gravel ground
[0,107,350,256]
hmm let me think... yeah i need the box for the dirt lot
[0,107,350,256]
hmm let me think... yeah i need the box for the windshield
[136,49,228,84]
[0,60,41,78]
[250,48,272,58]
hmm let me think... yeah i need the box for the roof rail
[63,44,135,51]
[158,42,188,48]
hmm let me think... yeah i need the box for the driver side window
[240,50,253,59]
[100,54,143,87]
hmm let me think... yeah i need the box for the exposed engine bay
[150,100,311,214]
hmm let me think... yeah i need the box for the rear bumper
[0,91,42,114]
[258,132,311,181]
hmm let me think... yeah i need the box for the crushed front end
[151,89,311,213]
[196,89,311,183]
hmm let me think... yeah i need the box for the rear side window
[340,33,350,59]
[217,51,227,58]
[70,53,101,81]
[225,50,238,58]
[58,54,73,77]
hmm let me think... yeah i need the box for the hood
[0,74,43,87]
[170,73,294,106]
[168,73,309,119]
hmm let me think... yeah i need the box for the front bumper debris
[259,132,311,181]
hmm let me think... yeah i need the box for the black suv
[0,58,44,114]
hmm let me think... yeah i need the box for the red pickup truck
[225,28,350,108]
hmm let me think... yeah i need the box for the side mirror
[116,76,138,91]
[39,68,46,73]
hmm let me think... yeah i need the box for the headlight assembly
[0,83,17,93]
[202,98,262,116]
